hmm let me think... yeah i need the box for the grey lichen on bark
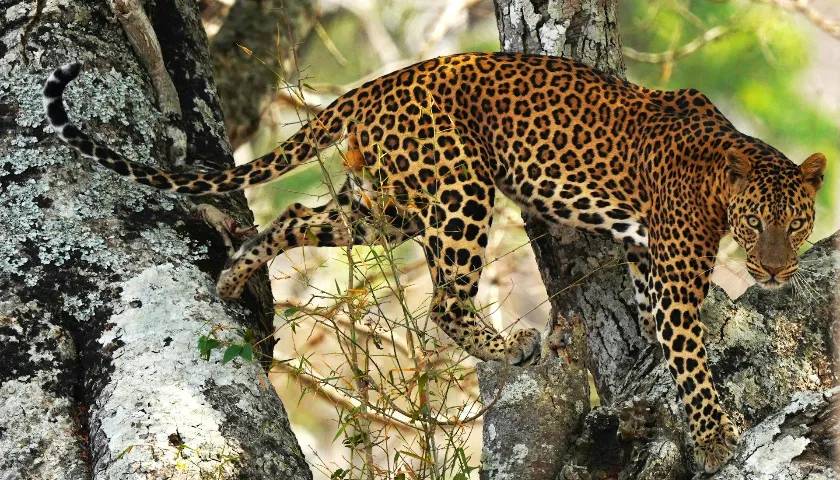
[107,0,187,165]
[494,0,624,75]
[478,361,590,480]
[710,388,839,480]
[0,0,310,478]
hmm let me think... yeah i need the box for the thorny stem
[345,244,376,480]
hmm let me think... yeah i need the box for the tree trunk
[482,0,840,478]
[0,1,310,478]
[494,0,636,407]
[210,0,314,149]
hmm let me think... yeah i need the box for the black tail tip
[55,62,82,82]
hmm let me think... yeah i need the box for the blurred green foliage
[619,0,838,237]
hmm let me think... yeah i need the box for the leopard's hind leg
[217,182,416,299]
[421,181,540,365]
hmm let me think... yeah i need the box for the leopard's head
[726,151,826,288]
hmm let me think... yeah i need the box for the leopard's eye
[789,218,804,231]
[745,215,762,230]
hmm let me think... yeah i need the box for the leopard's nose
[761,263,782,276]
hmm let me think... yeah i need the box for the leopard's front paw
[216,266,247,300]
[693,413,739,473]
[506,328,541,366]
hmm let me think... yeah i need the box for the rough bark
[478,360,590,480]
[483,0,840,478]
[0,1,309,478]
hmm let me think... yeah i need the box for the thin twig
[623,26,732,63]
[272,361,415,430]
[755,0,840,39]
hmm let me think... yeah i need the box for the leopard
[43,53,826,473]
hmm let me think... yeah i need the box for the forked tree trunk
[481,1,839,478]
[0,1,310,478]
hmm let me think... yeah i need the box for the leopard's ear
[725,150,751,192]
[800,153,826,193]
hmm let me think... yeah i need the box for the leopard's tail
[43,63,347,194]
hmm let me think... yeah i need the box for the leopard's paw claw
[506,328,541,366]
[693,414,739,473]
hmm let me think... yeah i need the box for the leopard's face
[726,152,826,288]
[728,195,815,288]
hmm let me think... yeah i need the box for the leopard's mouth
[757,277,786,289]
[746,262,797,290]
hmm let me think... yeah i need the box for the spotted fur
[43,53,826,472]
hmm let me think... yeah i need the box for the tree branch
[755,0,840,39]
[623,26,732,64]
[0,0,310,477]
[486,0,839,477]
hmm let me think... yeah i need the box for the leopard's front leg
[625,244,656,343]
[648,244,738,473]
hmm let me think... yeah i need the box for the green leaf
[398,449,429,463]
[241,328,255,343]
[284,307,300,317]
[342,431,366,448]
[418,372,429,390]
[239,344,254,362]
[198,335,220,361]
[222,344,243,364]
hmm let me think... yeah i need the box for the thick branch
[487,0,838,477]
[477,359,590,479]
[480,231,840,478]
[0,0,308,477]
